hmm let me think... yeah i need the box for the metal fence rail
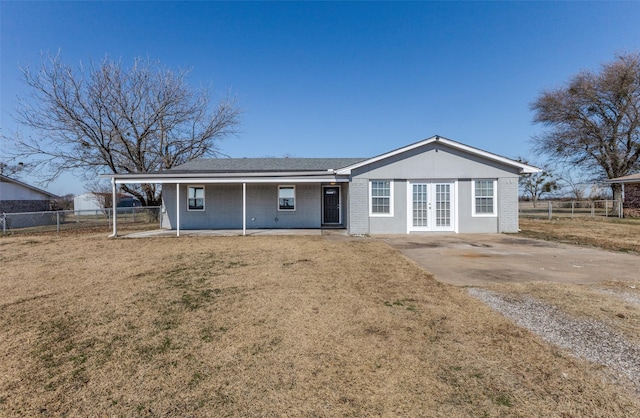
[519,200,623,219]
[1,207,161,235]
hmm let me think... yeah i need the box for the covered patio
[105,168,351,237]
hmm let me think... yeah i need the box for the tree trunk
[610,183,623,214]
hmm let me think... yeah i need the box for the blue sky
[2,1,640,196]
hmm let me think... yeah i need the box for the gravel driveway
[382,233,640,286]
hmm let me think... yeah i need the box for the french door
[408,181,455,232]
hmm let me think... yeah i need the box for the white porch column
[176,183,181,237]
[110,177,117,237]
[622,183,626,218]
[242,182,247,236]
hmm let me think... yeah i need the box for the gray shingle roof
[166,158,367,173]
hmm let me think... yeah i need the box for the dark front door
[323,186,340,224]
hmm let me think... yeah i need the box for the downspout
[109,177,117,238]
[622,183,625,218]
[243,182,246,236]
[176,183,180,237]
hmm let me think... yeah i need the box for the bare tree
[518,159,559,207]
[52,194,74,211]
[531,52,640,204]
[0,161,26,177]
[556,167,588,200]
[8,52,241,206]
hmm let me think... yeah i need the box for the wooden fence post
[619,198,623,218]
[571,201,574,218]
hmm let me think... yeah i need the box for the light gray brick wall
[161,183,321,230]
[348,178,369,235]
[246,183,321,228]
[498,177,519,233]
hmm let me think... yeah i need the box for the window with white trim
[187,186,205,211]
[472,180,496,216]
[278,185,296,211]
[370,180,393,216]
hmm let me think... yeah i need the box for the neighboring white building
[73,193,104,215]
[74,193,141,215]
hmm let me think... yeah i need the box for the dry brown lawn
[520,217,640,254]
[1,232,640,416]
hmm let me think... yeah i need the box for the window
[370,180,393,216]
[473,180,496,216]
[278,186,295,211]
[187,186,205,211]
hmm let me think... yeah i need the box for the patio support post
[621,183,625,218]
[176,183,181,237]
[243,182,246,236]
[109,177,117,237]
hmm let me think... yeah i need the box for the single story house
[104,135,539,236]
[0,174,60,229]
[0,174,59,214]
[606,173,640,217]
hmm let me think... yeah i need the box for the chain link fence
[519,200,623,219]
[1,206,161,235]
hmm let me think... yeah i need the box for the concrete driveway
[381,234,640,286]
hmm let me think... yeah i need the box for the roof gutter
[604,174,640,184]
[101,173,350,185]
[101,170,346,180]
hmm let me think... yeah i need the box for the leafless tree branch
[531,52,640,202]
[6,53,242,205]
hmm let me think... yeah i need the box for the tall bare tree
[517,159,559,207]
[8,53,241,205]
[531,52,640,204]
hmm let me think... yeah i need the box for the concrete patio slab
[122,229,346,238]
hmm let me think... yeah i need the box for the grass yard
[1,232,640,416]
[520,217,640,254]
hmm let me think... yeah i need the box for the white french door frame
[406,180,458,233]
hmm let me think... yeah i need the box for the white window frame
[187,185,205,211]
[472,179,497,217]
[278,185,296,211]
[369,180,394,217]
